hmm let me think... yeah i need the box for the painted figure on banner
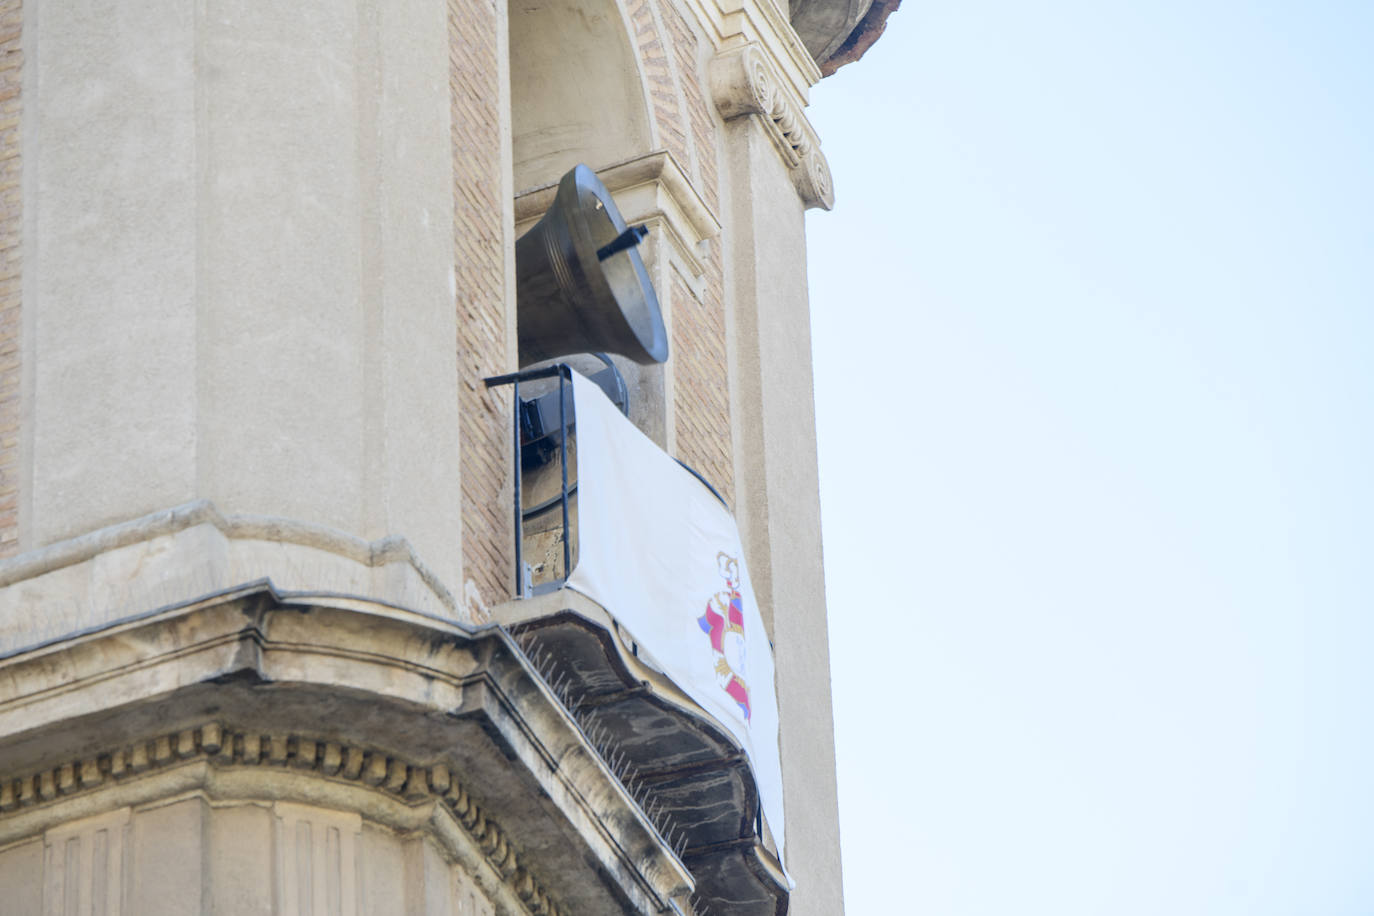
[697,552,752,722]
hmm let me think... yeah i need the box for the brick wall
[607,0,738,507]
[670,269,734,505]
[450,0,510,615]
[662,1,719,215]
[625,0,690,171]
[659,2,735,506]
[0,0,19,558]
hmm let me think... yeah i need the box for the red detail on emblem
[697,552,751,722]
[725,676,750,713]
[700,604,726,653]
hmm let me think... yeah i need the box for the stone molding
[676,0,839,213]
[0,500,468,661]
[0,722,569,916]
[709,44,834,210]
[680,0,823,98]
[0,500,454,608]
[0,585,694,914]
[496,589,790,916]
[515,149,721,286]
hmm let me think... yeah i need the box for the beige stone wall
[451,0,512,613]
[14,0,468,613]
[508,0,653,192]
[0,0,850,910]
[722,111,845,915]
[0,592,696,914]
[0,0,17,559]
[0,799,502,916]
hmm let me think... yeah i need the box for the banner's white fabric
[565,371,787,866]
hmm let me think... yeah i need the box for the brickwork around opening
[450,0,510,615]
[658,1,735,507]
[625,0,690,172]
[0,0,19,558]
[670,267,734,506]
[662,0,720,216]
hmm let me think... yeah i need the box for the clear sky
[805,2,1374,913]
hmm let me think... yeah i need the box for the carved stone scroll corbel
[710,44,836,211]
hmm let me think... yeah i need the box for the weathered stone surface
[498,590,788,916]
[790,0,901,74]
[0,586,693,915]
[4,0,857,910]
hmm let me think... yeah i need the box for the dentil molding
[0,585,694,915]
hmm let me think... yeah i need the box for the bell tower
[0,0,895,911]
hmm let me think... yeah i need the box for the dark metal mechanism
[514,164,668,367]
[596,225,649,262]
[485,364,576,597]
[487,362,733,595]
[520,354,627,464]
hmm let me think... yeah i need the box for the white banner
[564,371,787,866]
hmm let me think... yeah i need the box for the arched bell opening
[508,0,656,194]
[506,0,671,449]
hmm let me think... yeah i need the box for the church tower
[0,0,894,912]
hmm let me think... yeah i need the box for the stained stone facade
[0,0,891,912]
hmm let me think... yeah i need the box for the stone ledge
[515,150,721,289]
[0,500,464,660]
[680,0,823,101]
[0,585,694,915]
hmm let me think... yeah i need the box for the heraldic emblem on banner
[697,552,752,722]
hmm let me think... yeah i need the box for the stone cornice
[0,500,455,608]
[0,585,694,914]
[515,150,721,285]
[709,44,834,210]
[0,500,481,660]
[515,151,719,242]
[679,0,823,100]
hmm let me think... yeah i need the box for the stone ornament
[709,43,836,210]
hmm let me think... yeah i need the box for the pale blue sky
[805,2,1374,913]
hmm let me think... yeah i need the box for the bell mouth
[561,166,669,365]
[514,164,669,367]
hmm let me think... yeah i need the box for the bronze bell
[515,164,669,366]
